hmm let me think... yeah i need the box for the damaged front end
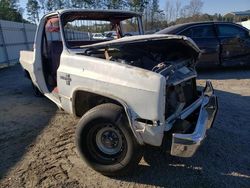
[170,81,218,157]
[79,35,218,157]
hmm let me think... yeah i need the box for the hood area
[80,34,201,75]
[82,34,200,53]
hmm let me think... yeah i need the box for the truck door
[179,24,220,66]
[216,23,250,66]
[42,17,63,92]
[39,16,63,106]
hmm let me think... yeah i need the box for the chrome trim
[165,102,185,131]
[179,97,203,120]
[170,81,218,157]
[59,93,72,101]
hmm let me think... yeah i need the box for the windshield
[61,11,141,49]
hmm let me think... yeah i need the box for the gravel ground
[0,65,250,188]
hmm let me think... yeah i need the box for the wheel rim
[95,125,123,155]
[84,121,128,164]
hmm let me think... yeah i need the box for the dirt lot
[0,65,249,188]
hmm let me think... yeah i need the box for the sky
[20,0,250,19]
[159,0,250,15]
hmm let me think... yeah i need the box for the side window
[191,25,215,38]
[180,25,216,38]
[217,24,247,37]
[180,28,192,37]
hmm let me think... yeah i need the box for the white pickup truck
[20,9,218,176]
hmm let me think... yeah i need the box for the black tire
[31,82,43,97]
[76,103,142,176]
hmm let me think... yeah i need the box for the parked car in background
[92,33,107,40]
[157,22,250,67]
[103,31,118,39]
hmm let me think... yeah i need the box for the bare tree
[189,0,203,16]
[180,5,190,18]
[181,0,203,17]
[164,0,174,24]
[175,0,181,19]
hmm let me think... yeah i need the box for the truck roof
[50,9,141,18]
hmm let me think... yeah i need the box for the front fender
[71,88,145,145]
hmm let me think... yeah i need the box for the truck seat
[47,41,63,87]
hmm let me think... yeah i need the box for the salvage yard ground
[0,65,250,188]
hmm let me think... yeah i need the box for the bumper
[170,81,218,157]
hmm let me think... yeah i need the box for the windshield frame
[59,10,143,50]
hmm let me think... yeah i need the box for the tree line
[25,0,156,24]
[0,0,25,22]
[0,0,234,31]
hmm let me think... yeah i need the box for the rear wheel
[76,103,142,176]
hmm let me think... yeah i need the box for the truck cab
[20,9,218,176]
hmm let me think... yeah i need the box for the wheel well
[74,90,123,117]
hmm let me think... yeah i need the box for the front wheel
[76,103,142,176]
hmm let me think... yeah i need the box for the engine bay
[81,38,199,74]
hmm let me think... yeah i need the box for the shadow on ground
[0,65,58,179]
